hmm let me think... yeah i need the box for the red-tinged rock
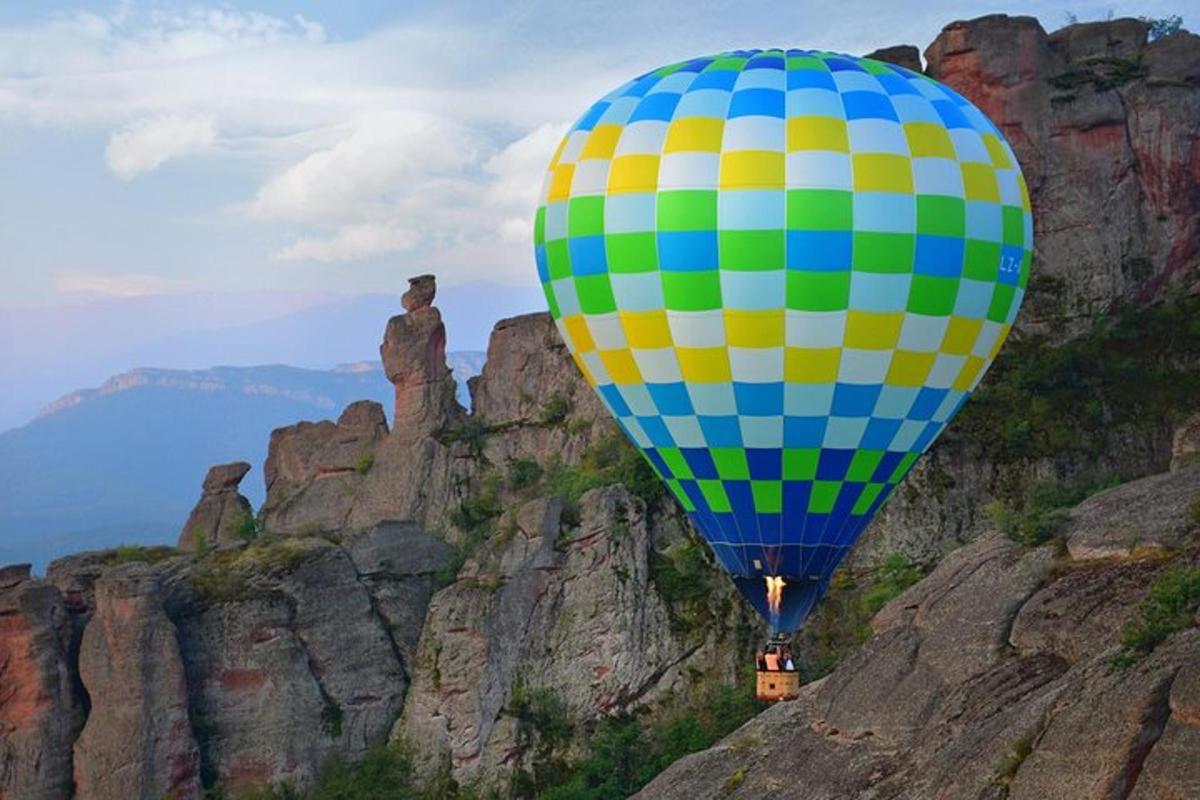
[73,564,201,800]
[0,565,77,800]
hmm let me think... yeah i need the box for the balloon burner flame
[765,576,786,619]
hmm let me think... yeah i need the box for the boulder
[178,461,254,552]
[1064,465,1200,560]
[73,564,200,800]
[864,44,922,71]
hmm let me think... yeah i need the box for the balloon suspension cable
[765,576,786,631]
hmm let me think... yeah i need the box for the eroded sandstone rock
[178,461,254,552]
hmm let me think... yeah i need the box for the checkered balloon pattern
[534,49,1031,631]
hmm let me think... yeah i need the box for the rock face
[1173,412,1200,469]
[864,44,922,71]
[636,476,1200,799]
[1065,465,1200,560]
[178,461,254,551]
[0,565,77,800]
[73,564,200,800]
[926,16,1200,337]
[399,487,755,783]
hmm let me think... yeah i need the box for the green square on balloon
[665,479,695,511]
[852,232,915,273]
[719,230,785,271]
[962,239,1000,282]
[1018,250,1032,289]
[658,190,717,232]
[916,195,965,237]
[568,196,605,237]
[711,447,750,480]
[809,480,841,513]
[787,189,852,231]
[888,452,920,483]
[845,450,884,482]
[534,207,547,246]
[852,483,884,515]
[546,240,572,280]
[782,449,819,480]
[657,447,692,480]
[698,479,732,512]
[606,232,658,273]
[662,271,722,311]
[575,275,617,314]
[987,282,1016,323]
[787,271,850,311]
[1002,206,1024,247]
[907,275,959,315]
[751,480,783,513]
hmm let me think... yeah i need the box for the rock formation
[178,461,254,552]
[73,564,200,800]
[637,465,1200,799]
[0,565,77,800]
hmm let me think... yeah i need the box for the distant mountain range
[0,282,542,432]
[0,354,485,571]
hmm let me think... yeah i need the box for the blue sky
[0,1,1184,307]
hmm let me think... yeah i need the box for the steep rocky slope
[1,13,1198,800]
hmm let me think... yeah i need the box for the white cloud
[105,114,217,179]
[274,221,420,263]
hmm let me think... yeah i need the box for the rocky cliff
[1,13,1199,800]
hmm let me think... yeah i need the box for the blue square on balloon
[831,383,881,417]
[535,245,549,283]
[860,417,902,450]
[681,479,707,509]
[636,416,674,447]
[699,415,743,447]
[597,385,631,417]
[842,91,898,121]
[872,451,905,482]
[787,70,836,91]
[786,231,852,271]
[825,57,866,72]
[816,448,855,480]
[746,448,782,479]
[999,245,1024,285]
[630,92,681,122]
[681,448,718,479]
[677,58,713,73]
[690,70,738,92]
[747,55,785,70]
[784,416,827,447]
[729,88,785,118]
[876,73,920,96]
[914,235,965,277]
[568,235,608,276]
[912,420,943,452]
[647,382,694,415]
[657,231,719,271]
[643,448,671,478]
[909,387,948,420]
[575,102,610,131]
[734,382,784,415]
[933,99,971,129]
[622,75,659,98]
[832,483,866,519]
[783,481,812,517]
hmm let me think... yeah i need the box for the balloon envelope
[534,49,1031,632]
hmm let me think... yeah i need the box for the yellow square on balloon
[903,123,955,159]
[885,350,936,386]
[952,355,986,391]
[563,315,596,353]
[599,349,642,384]
[677,347,732,382]
[620,310,672,349]
[548,134,570,170]
[548,164,575,202]
[725,309,784,348]
[940,316,983,355]
[665,118,725,153]
[608,155,659,193]
[787,116,849,152]
[961,162,1000,202]
[852,154,913,193]
[785,347,840,383]
[982,134,1014,168]
[720,151,785,189]
[844,310,903,350]
[580,124,623,160]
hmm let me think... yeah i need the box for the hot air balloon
[533,49,1031,688]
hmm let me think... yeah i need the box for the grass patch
[995,729,1036,789]
[99,544,178,566]
[507,457,543,491]
[440,417,494,460]
[985,472,1118,547]
[542,431,665,513]
[1047,55,1147,92]
[354,452,375,476]
[539,393,572,427]
[952,294,1200,465]
[1110,566,1200,667]
[1187,495,1200,527]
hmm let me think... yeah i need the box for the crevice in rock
[1114,668,1176,799]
